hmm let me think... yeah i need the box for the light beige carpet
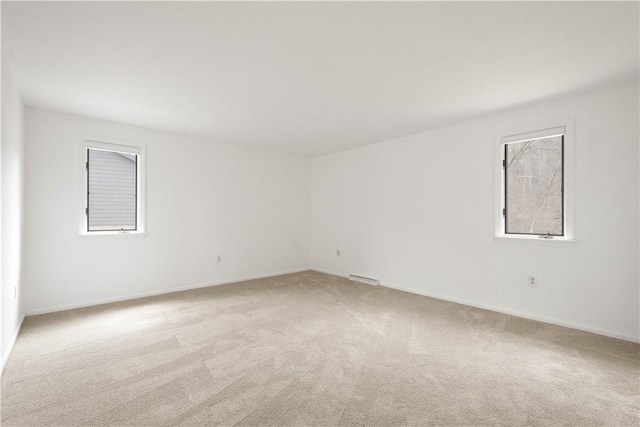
[1,271,638,426]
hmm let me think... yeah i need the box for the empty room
[1,1,639,426]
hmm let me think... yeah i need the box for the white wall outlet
[217,255,222,263]
[528,276,537,287]
[336,249,341,257]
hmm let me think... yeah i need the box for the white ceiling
[3,2,638,157]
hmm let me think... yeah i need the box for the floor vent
[348,274,379,286]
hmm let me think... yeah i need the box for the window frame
[78,136,146,236]
[503,134,564,237]
[494,119,576,247]
[86,147,139,232]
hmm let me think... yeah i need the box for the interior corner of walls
[311,267,349,279]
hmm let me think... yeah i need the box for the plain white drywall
[311,81,640,342]
[1,64,26,370]
[23,107,310,314]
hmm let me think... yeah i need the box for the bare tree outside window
[505,135,563,236]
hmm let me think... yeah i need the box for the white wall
[1,64,26,369]
[311,82,640,342]
[15,82,640,344]
[23,107,310,314]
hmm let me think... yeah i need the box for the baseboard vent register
[348,274,379,286]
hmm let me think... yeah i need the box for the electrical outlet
[528,276,537,287]
[336,249,341,257]
[217,256,222,263]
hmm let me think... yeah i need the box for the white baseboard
[310,268,349,279]
[1,314,25,376]
[311,269,639,344]
[26,268,310,316]
[23,268,640,344]
[381,282,639,344]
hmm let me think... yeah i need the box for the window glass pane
[505,135,563,235]
[88,149,137,231]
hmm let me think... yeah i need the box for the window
[83,139,145,234]
[494,120,575,245]
[504,134,563,236]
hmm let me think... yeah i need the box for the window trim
[493,118,576,246]
[78,135,146,236]
[504,134,564,237]
[86,147,139,232]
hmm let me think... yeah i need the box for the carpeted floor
[1,271,638,426]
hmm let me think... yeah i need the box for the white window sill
[78,231,147,237]
[493,235,576,247]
